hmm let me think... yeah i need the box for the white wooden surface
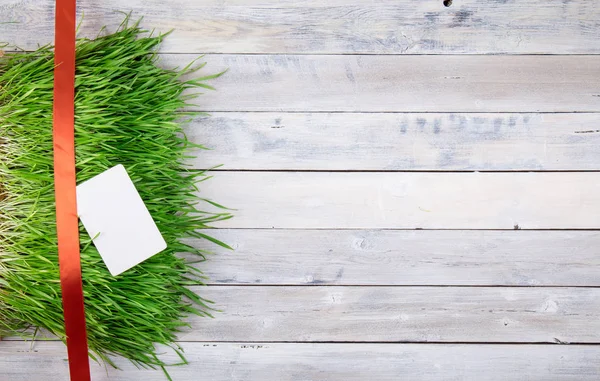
[202,172,600,229]
[2,0,600,380]
[173,286,600,343]
[191,113,600,170]
[2,0,600,54]
[167,55,600,112]
[195,230,600,286]
[4,341,600,381]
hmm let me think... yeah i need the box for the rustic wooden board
[3,341,600,381]
[3,1,600,379]
[195,230,600,286]
[162,54,600,112]
[200,172,600,229]
[5,230,599,343]
[2,0,600,54]
[173,286,600,342]
[190,112,600,170]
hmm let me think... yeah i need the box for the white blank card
[76,164,167,276]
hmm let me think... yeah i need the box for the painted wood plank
[3,341,600,381]
[191,112,600,170]
[195,230,600,286]
[1,53,597,112]
[2,0,600,54]
[200,172,600,229]
[5,231,599,342]
[176,286,600,342]
[164,55,600,112]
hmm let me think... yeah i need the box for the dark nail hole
[443,0,452,6]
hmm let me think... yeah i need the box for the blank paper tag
[76,164,167,276]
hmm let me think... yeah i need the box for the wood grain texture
[175,286,600,342]
[2,0,600,54]
[4,1,600,378]
[190,112,600,170]
[200,172,600,229]
[163,54,600,112]
[195,230,600,286]
[3,341,600,381]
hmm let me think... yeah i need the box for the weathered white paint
[190,112,600,170]
[201,172,600,229]
[2,0,600,54]
[194,230,600,286]
[3,341,600,381]
[161,54,600,112]
[172,286,600,342]
[2,0,600,379]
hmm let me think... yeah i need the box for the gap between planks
[0,340,597,346]
[207,170,600,173]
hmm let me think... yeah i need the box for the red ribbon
[53,0,91,379]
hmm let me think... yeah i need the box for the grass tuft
[0,17,230,373]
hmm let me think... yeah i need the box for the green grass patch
[0,18,231,376]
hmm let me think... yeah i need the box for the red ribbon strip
[53,0,91,379]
